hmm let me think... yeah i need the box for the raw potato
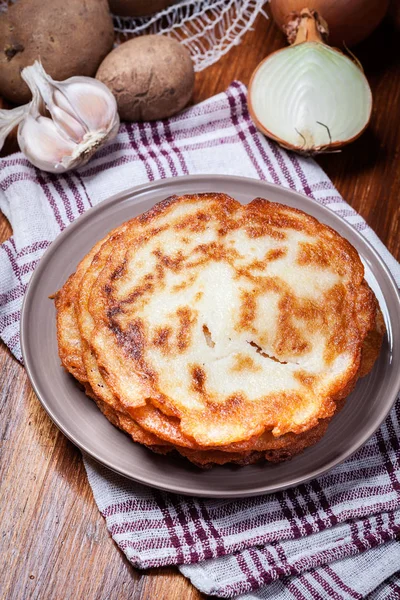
[109,0,176,17]
[0,0,115,105]
[96,36,194,121]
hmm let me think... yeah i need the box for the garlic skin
[0,104,29,151]
[17,61,119,173]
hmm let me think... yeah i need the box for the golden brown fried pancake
[77,226,129,411]
[55,274,88,384]
[87,194,382,446]
[54,193,384,467]
[60,291,382,461]
[83,296,383,467]
[56,228,173,450]
[176,419,330,467]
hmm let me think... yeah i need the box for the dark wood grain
[1,7,400,600]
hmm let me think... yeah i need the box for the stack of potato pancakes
[55,194,384,467]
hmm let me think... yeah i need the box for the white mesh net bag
[113,0,268,71]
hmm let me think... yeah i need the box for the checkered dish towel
[1,82,399,599]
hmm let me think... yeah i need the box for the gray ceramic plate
[21,175,400,497]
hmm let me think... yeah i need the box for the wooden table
[1,7,400,600]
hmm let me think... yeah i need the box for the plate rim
[20,174,400,497]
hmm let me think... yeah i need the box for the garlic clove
[22,62,118,137]
[18,114,77,172]
[47,103,87,144]
[53,80,118,133]
[21,62,89,142]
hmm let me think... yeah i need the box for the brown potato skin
[96,35,194,121]
[109,0,176,17]
[0,0,115,105]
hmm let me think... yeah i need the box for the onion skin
[270,0,389,47]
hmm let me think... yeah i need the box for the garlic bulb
[248,10,372,155]
[0,61,119,173]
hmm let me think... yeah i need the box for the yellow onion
[248,9,372,155]
[270,0,389,47]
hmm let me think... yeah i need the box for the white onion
[248,10,372,154]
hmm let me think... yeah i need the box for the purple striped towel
[1,82,399,599]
